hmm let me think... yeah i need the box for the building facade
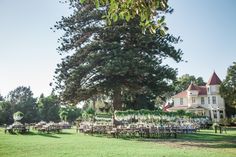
[168,72,225,122]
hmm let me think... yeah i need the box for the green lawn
[0,128,235,157]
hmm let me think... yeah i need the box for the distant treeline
[0,86,82,125]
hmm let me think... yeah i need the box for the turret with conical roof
[207,71,222,85]
[207,71,221,95]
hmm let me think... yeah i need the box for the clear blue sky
[166,0,236,82]
[0,0,235,97]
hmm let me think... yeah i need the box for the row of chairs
[4,122,30,134]
[78,123,198,138]
[34,122,63,133]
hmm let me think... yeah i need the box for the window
[208,97,210,104]
[213,110,217,119]
[180,98,183,105]
[220,110,224,118]
[212,96,216,104]
[201,97,205,105]
[192,97,196,103]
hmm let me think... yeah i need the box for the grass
[0,128,235,157]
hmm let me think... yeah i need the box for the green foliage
[82,107,95,120]
[79,0,170,33]
[176,109,186,117]
[0,87,83,124]
[95,112,112,118]
[53,1,182,110]
[220,62,236,111]
[7,86,38,123]
[59,105,82,122]
[114,109,195,118]
[174,74,206,93]
[59,108,68,121]
[123,93,156,110]
[37,94,60,122]
[0,101,13,124]
[228,117,236,125]
[86,107,96,115]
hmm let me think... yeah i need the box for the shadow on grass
[135,131,236,149]
[180,142,236,149]
[80,133,136,141]
[178,132,235,142]
[2,128,75,138]
[85,130,236,149]
[89,133,177,141]
[140,138,235,149]
[37,133,61,138]
[57,131,74,135]
[10,131,62,138]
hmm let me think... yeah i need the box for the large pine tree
[53,0,182,110]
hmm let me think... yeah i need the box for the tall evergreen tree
[220,62,236,116]
[53,1,182,110]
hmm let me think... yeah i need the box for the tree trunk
[113,87,122,111]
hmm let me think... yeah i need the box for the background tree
[174,74,206,94]
[53,1,182,110]
[66,106,82,122]
[59,108,69,122]
[37,94,61,122]
[0,101,13,124]
[59,106,82,122]
[220,62,236,117]
[7,86,38,123]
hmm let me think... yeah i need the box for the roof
[173,91,187,98]
[173,85,207,98]
[168,105,188,111]
[207,71,222,85]
[187,83,198,90]
[198,86,207,95]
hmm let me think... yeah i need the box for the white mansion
[168,72,225,122]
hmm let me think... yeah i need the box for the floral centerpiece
[13,111,24,121]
